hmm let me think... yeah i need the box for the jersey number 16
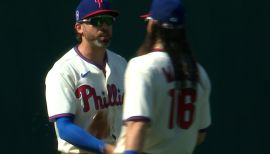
[168,88,196,129]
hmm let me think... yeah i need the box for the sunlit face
[83,23,112,48]
[75,15,115,48]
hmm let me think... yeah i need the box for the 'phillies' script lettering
[75,84,123,112]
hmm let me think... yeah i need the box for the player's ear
[74,23,83,34]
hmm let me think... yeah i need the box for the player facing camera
[74,0,119,44]
[45,0,127,154]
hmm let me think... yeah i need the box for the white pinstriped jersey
[45,46,127,153]
[114,51,211,154]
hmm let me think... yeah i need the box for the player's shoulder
[46,47,78,76]
[197,63,209,79]
[106,49,127,65]
[197,63,211,89]
[128,52,169,70]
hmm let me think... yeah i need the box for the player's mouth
[99,35,111,42]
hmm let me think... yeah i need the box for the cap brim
[140,13,151,19]
[83,10,119,19]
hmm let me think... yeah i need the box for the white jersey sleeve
[123,58,154,121]
[197,64,212,130]
[45,64,78,120]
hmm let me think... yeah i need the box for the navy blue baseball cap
[75,0,119,21]
[141,0,186,28]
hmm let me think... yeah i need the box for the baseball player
[114,0,211,154]
[45,0,126,154]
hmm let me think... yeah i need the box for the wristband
[124,150,138,154]
[98,141,105,154]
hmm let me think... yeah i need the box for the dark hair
[137,22,199,88]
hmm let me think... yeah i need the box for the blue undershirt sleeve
[56,116,105,154]
[124,150,139,154]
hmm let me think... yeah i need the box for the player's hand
[88,110,111,139]
[103,143,115,154]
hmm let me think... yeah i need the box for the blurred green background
[1,0,269,153]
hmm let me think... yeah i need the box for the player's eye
[79,15,115,27]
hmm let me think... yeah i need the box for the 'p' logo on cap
[95,0,103,8]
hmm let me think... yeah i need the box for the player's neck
[153,41,164,51]
[77,43,106,66]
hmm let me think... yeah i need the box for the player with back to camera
[45,0,127,154]
[114,0,212,154]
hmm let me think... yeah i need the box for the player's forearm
[56,117,107,153]
[125,121,148,152]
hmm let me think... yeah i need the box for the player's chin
[99,39,111,47]
[93,39,110,48]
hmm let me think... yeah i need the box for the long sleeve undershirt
[56,116,105,154]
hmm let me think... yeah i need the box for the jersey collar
[74,45,107,70]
